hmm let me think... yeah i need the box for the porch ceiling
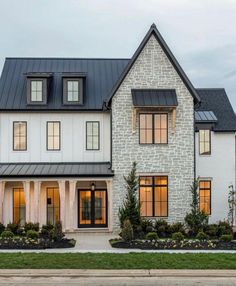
[0,162,113,178]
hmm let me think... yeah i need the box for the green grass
[0,253,235,269]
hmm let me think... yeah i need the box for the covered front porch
[0,162,113,232]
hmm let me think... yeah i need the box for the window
[139,113,168,144]
[63,78,83,104]
[139,176,168,217]
[47,122,60,151]
[13,188,25,225]
[47,188,60,224]
[199,129,211,155]
[199,181,211,215]
[86,121,100,150]
[27,78,47,104]
[13,121,27,151]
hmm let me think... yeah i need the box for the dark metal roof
[0,162,114,178]
[106,23,201,105]
[195,111,217,122]
[0,58,129,111]
[195,89,236,132]
[132,89,178,107]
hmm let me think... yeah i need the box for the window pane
[146,130,153,144]
[146,114,152,128]
[86,122,99,150]
[67,80,79,102]
[54,123,60,136]
[199,181,211,215]
[161,114,167,128]
[13,122,27,151]
[47,122,60,150]
[140,177,152,186]
[31,81,42,102]
[47,188,60,225]
[140,114,146,129]
[155,114,161,129]
[140,187,153,216]
[13,188,25,225]
[140,129,146,144]
[154,114,167,144]
[199,130,211,155]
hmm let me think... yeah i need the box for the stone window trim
[63,78,83,105]
[199,180,211,215]
[139,112,168,145]
[139,175,168,218]
[26,78,48,105]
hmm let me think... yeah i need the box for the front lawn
[0,253,236,269]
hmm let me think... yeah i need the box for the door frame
[78,189,108,228]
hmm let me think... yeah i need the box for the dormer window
[26,73,51,105]
[63,75,84,105]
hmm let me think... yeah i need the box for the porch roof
[0,162,114,178]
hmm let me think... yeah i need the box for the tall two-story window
[139,113,168,144]
[199,129,211,155]
[13,188,25,225]
[139,176,168,217]
[63,78,83,104]
[86,121,100,150]
[47,121,60,151]
[13,122,27,151]
[47,188,60,225]
[199,181,211,215]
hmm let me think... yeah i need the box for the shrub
[6,222,19,235]
[146,232,158,241]
[196,231,209,240]
[0,223,5,235]
[24,222,39,232]
[1,230,14,238]
[121,219,133,242]
[118,162,141,231]
[184,181,208,236]
[26,230,39,240]
[172,232,185,241]
[220,234,233,242]
[50,221,64,242]
[155,220,170,237]
[217,221,232,237]
[40,223,54,239]
[204,224,218,238]
[141,219,153,233]
[170,222,185,235]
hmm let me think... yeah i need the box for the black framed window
[13,188,25,225]
[139,176,168,217]
[63,78,83,104]
[31,80,43,101]
[47,121,60,151]
[139,113,168,144]
[199,181,211,215]
[47,188,60,224]
[27,78,47,104]
[13,121,27,151]
[199,129,211,155]
[86,121,100,150]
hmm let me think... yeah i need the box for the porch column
[58,180,66,231]
[23,181,30,223]
[106,180,113,232]
[0,181,5,224]
[34,181,41,223]
[69,180,76,231]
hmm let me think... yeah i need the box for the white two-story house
[0,24,235,232]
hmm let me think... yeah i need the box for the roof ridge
[5,57,130,61]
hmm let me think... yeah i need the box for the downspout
[194,100,201,180]
[103,100,112,170]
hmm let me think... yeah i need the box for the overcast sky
[0,0,236,109]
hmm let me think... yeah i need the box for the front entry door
[78,190,107,227]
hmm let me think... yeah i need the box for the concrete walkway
[0,233,236,253]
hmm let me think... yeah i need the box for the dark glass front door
[78,190,107,227]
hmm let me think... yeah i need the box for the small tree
[228,184,236,226]
[118,162,141,231]
[185,180,208,236]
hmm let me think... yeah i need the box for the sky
[0,0,236,108]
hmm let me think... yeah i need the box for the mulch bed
[110,238,236,250]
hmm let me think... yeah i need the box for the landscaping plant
[121,219,134,242]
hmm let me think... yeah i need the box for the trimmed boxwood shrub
[40,223,54,239]
[172,232,185,241]
[204,224,218,238]
[146,232,158,241]
[6,222,19,235]
[25,222,39,232]
[1,230,14,238]
[26,230,39,240]
[196,231,209,240]
[220,234,233,242]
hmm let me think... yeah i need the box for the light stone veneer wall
[111,35,195,231]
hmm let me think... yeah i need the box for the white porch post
[34,181,41,223]
[69,180,76,231]
[106,179,113,232]
[58,180,66,231]
[23,181,30,223]
[0,181,5,224]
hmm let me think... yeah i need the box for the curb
[0,269,235,278]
